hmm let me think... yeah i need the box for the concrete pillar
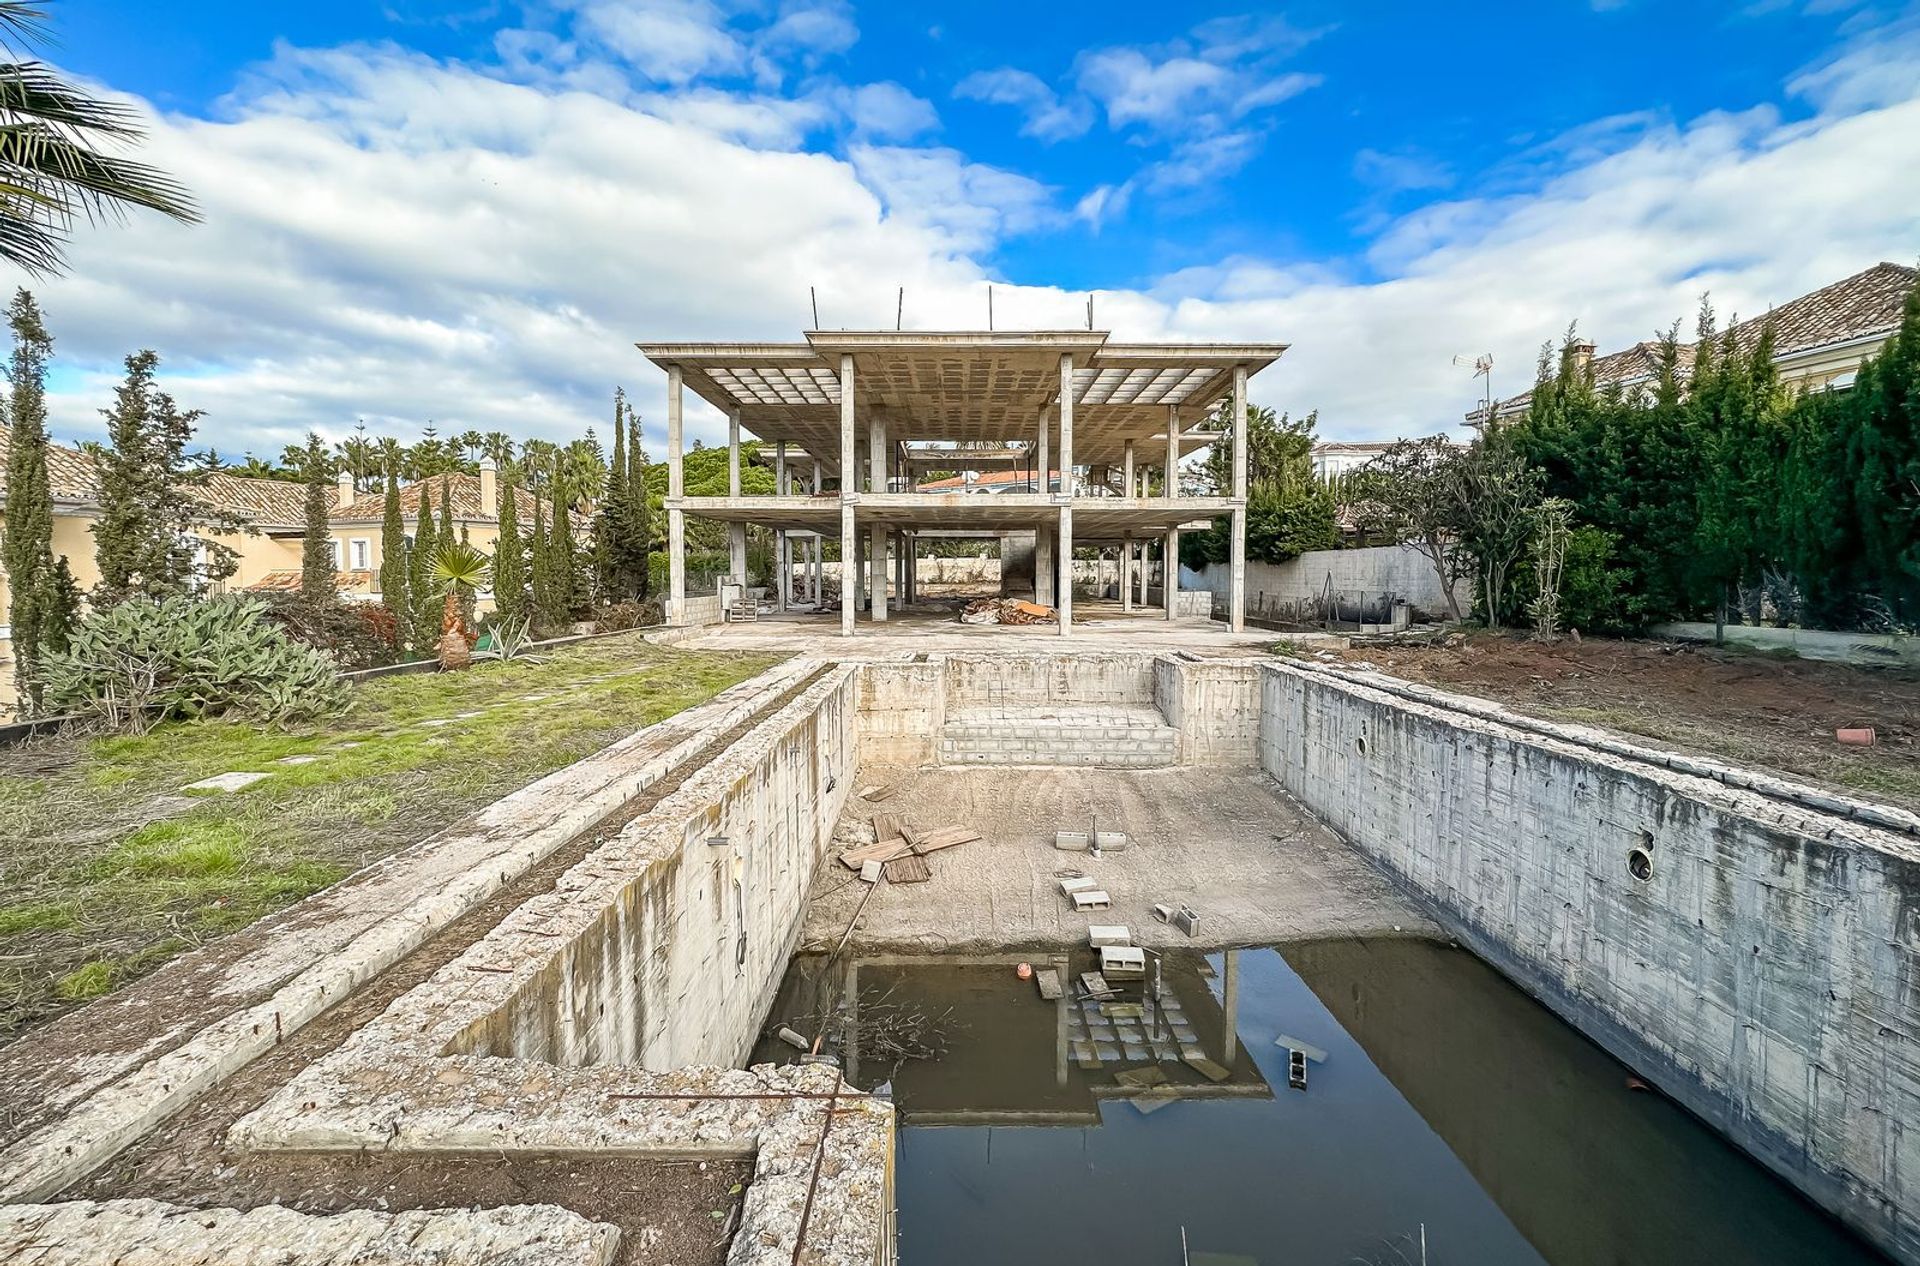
[812,459,824,607]
[667,365,686,625]
[1123,440,1135,501]
[727,407,741,496]
[726,410,746,589]
[1035,525,1054,606]
[1122,535,1133,612]
[775,441,789,611]
[869,414,886,622]
[1057,353,1074,637]
[1058,354,1074,500]
[727,523,746,597]
[1230,365,1248,633]
[1138,536,1150,606]
[1165,405,1180,501]
[839,354,856,636]
[1222,949,1241,1063]
[1037,411,1050,495]
[1165,528,1179,621]
[1057,505,1073,637]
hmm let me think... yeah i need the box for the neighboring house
[0,430,537,713]
[916,468,1064,495]
[1468,261,1919,428]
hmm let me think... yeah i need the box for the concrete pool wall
[1257,657,1920,1262]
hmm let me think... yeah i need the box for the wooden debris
[883,853,932,884]
[910,825,980,855]
[872,812,908,842]
[838,838,912,870]
[858,782,899,803]
[1034,967,1063,1000]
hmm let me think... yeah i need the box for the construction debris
[1059,875,1099,895]
[872,813,908,842]
[776,1026,810,1051]
[1070,889,1112,911]
[883,853,932,884]
[859,859,884,884]
[1152,902,1201,937]
[908,824,980,855]
[1034,967,1063,1000]
[1088,925,1131,948]
[1113,1065,1170,1089]
[1079,971,1116,1000]
[959,597,1057,625]
[839,838,912,870]
[1274,1033,1329,1063]
[1183,1055,1232,1083]
[1100,945,1147,979]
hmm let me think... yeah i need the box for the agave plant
[430,540,491,671]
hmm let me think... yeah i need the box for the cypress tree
[379,462,408,624]
[409,477,439,650]
[628,409,651,600]
[529,488,552,628]
[92,350,233,604]
[551,482,580,618]
[595,388,628,602]
[3,288,69,711]
[299,432,334,605]
[492,468,527,629]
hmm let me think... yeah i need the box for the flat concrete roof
[678,492,1223,539]
[639,330,1287,468]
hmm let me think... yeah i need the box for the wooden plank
[1183,1055,1232,1083]
[883,853,932,884]
[911,825,981,855]
[838,839,913,870]
[872,813,907,843]
[1034,967,1063,1000]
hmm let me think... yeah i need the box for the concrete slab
[181,771,270,794]
[799,765,1432,953]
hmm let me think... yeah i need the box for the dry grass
[0,635,783,1041]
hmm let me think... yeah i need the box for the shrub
[257,593,399,670]
[37,595,353,731]
[593,599,662,633]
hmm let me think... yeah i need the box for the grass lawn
[0,634,783,1042]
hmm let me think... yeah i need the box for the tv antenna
[1453,352,1494,411]
[809,286,819,329]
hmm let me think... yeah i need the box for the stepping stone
[457,711,485,719]
[275,755,322,766]
[183,771,271,794]
[419,718,456,728]
[335,741,365,749]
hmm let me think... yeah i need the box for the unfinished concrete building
[639,330,1283,633]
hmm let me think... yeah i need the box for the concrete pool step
[938,704,1178,768]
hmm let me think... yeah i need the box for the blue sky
[23,1,1920,458]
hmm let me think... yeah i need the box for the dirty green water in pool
[753,939,1883,1266]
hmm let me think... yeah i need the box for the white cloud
[558,0,746,83]
[829,81,939,141]
[22,11,1920,470]
[952,68,1093,142]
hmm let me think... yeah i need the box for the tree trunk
[438,592,471,670]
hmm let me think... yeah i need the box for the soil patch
[1303,633,1920,813]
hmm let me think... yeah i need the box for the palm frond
[0,61,146,138]
[430,541,492,594]
[0,4,50,58]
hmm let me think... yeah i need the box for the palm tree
[429,539,490,670]
[0,2,199,275]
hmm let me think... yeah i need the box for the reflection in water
[755,942,1880,1266]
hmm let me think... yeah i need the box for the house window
[329,539,343,570]
[350,538,371,570]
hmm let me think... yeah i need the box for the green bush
[37,595,352,731]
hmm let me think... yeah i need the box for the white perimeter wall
[1193,543,1468,621]
[1256,659,1920,1261]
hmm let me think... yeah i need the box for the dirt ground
[1303,633,1920,814]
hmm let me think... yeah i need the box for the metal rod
[810,286,819,329]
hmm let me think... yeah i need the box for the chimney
[479,459,498,517]
[336,470,354,510]
[1571,340,1597,374]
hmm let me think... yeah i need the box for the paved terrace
[640,329,1286,637]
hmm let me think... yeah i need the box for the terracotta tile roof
[330,471,541,525]
[243,568,376,594]
[0,422,103,504]
[1478,261,1916,421]
[196,472,311,528]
